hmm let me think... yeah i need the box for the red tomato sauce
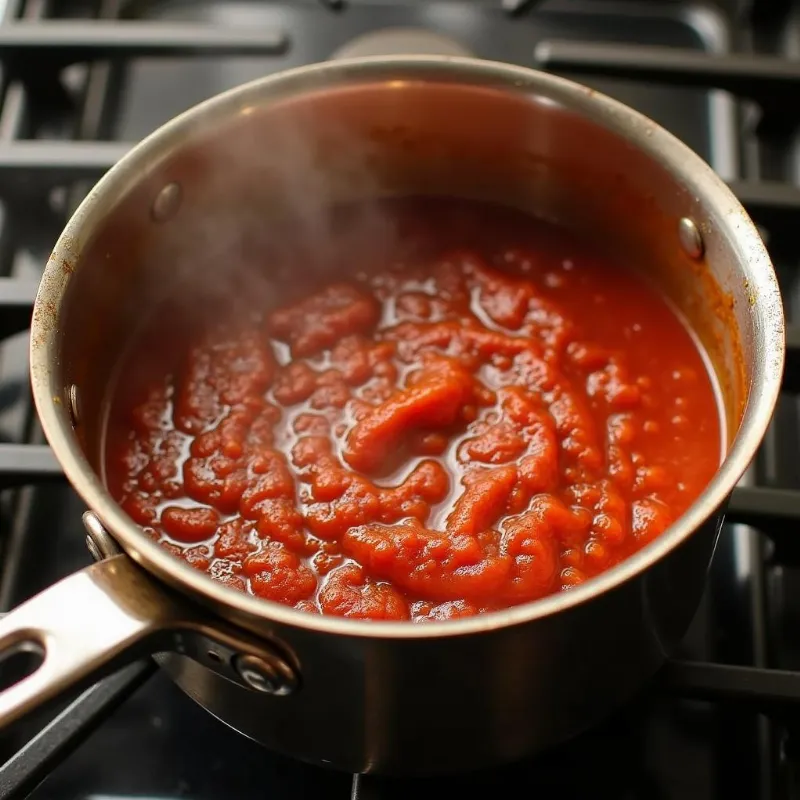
[104,198,722,622]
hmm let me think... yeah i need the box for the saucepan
[0,56,783,775]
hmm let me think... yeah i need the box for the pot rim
[30,55,785,640]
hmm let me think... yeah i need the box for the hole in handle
[0,642,45,692]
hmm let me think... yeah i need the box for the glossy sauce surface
[105,198,722,622]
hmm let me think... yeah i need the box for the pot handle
[0,553,298,730]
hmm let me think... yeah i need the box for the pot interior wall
[55,78,749,471]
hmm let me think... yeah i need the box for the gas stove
[0,1,798,798]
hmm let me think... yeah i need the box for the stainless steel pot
[0,56,783,775]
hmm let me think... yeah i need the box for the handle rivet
[233,653,298,696]
[67,384,80,427]
[151,182,182,222]
[678,217,704,260]
[82,511,122,560]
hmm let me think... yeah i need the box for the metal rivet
[151,182,181,223]
[82,511,122,560]
[67,384,80,426]
[233,653,298,696]
[678,217,704,260]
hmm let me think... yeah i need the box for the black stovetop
[2,1,800,798]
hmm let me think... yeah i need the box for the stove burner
[330,27,473,60]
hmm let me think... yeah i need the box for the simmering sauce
[105,198,722,622]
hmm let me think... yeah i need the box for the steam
[146,97,407,331]
[105,94,417,486]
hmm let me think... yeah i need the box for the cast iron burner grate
[0,1,798,799]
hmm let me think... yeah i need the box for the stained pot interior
[53,76,749,477]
